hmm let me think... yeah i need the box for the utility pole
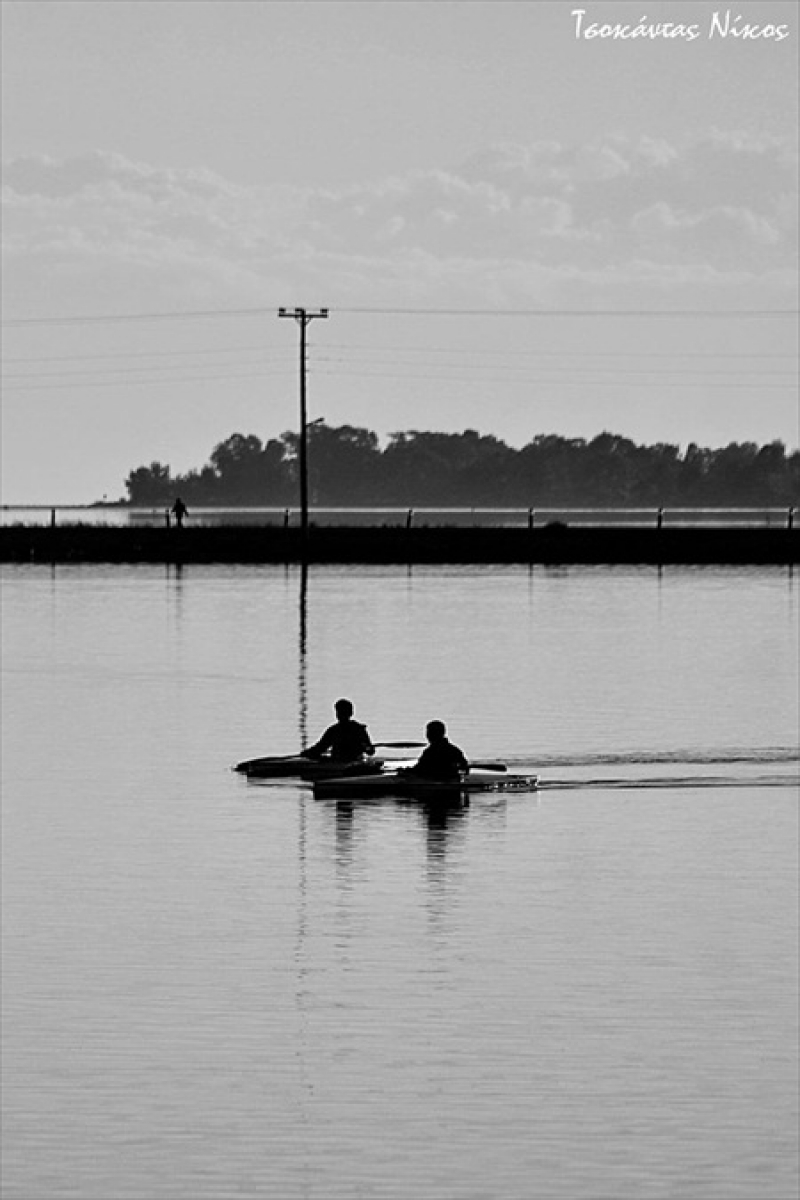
[278,307,329,545]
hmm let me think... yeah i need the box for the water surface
[2,564,797,1199]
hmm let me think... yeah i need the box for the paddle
[236,746,507,772]
[372,742,508,769]
[242,741,500,754]
[374,740,426,749]
[376,744,508,771]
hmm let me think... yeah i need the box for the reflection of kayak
[234,754,385,779]
[313,769,539,799]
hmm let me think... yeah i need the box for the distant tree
[679,443,711,503]
[640,443,682,504]
[381,430,512,504]
[209,433,261,502]
[449,431,515,504]
[782,448,800,505]
[175,465,220,504]
[754,441,792,504]
[204,433,292,503]
[280,423,381,504]
[704,442,761,505]
[125,462,173,505]
[581,433,641,505]
[514,435,588,505]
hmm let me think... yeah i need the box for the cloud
[631,201,785,272]
[2,150,245,201]
[2,133,797,313]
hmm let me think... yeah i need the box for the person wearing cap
[403,720,469,780]
[303,699,375,762]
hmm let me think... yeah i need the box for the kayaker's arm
[302,724,336,759]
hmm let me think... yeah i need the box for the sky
[1,0,798,504]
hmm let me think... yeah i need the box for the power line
[321,342,799,361]
[0,369,295,392]
[312,367,796,390]
[2,356,280,380]
[335,307,800,319]
[4,354,795,382]
[1,307,273,327]
[312,354,796,379]
[1,345,280,364]
[2,305,798,327]
[2,365,795,393]
[3,344,796,369]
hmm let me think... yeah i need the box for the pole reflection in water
[297,562,308,751]
[293,561,311,1161]
[296,559,310,896]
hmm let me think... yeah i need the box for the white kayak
[313,768,539,799]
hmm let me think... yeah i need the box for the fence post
[283,508,290,529]
[406,509,414,530]
[50,507,56,529]
[528,508,534,531]
[789,507,795,530]
[164,509,171,529]
[657,507,664,530]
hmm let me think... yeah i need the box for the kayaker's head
[334,698,354,721]
[426,720,447,743]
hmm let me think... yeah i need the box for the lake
[1,563,797,1200]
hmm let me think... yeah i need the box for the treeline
[124,426,800,507]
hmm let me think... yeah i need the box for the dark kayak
[234,754,385,779]
[313,768,538,799]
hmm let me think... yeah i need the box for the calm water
[2,563,797,1200]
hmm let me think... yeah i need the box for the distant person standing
[404,721,469,780]
[171,497,188,528]
[304,698,375,762]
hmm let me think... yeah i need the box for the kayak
[234,754,385,779]
[313,768,539,799]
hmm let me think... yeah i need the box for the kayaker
[303,698,375,762]
[403,720,469,780]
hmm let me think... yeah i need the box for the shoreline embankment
[1,524,797,564]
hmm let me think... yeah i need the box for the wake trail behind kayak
[501,746,798,770]
[538,772,797,792]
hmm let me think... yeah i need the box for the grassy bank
[1,523,797,565]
